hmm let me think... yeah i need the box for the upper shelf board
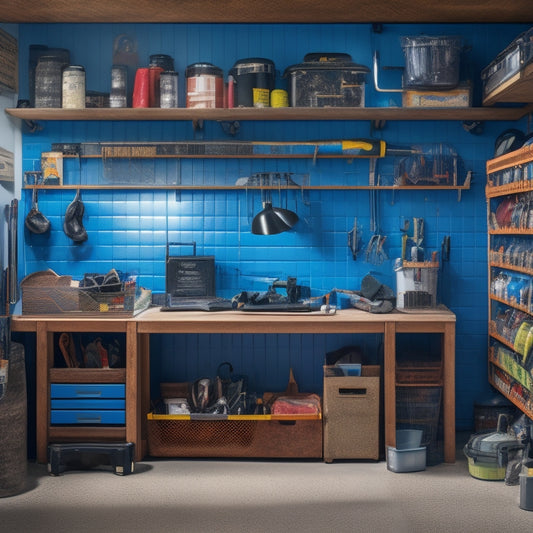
[6,106,533,122]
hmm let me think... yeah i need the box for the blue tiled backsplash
[17,22,531,428]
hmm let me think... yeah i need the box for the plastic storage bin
[284,53,369,108]
[387,445,427,472]
[401,35,462,89]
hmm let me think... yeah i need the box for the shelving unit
[486,145,533,419]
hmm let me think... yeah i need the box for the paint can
[229,58,275,107]
[62,65,86,109]
[160,71,179,108]
[185,63,224,109]
[271,89,288,107]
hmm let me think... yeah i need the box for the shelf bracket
[219,120,240,136]
[458,171,473,201]
[192,119,204,132]
[462,120,484,135]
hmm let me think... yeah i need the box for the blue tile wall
[18,22,532,429]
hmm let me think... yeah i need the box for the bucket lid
[230,58,275,76]
[284,53,369,75]
[401,35,462,48]
[185,63,223,77]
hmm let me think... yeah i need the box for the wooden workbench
[12,306,456,464]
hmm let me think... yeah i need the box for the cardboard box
[41,151,63,185]
[323,365,380,461]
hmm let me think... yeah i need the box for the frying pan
[25,188,51,234]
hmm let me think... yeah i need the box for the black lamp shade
[252,202,298,235]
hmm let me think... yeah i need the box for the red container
[132,68,150,108]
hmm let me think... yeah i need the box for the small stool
[48,442,135,476]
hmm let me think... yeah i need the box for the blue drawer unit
[50,383,126,426]
[50,384,125,399]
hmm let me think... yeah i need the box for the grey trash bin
[0,342,28,497]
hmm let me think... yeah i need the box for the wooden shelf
[23,184,471,192]
[6,106,533,123]
[486,144,533,175]
[489,228,533,235]
[2,0,532,23]
[490,261,533,277]
[489,372,533,419]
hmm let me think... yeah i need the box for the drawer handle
[75,390,103,398]
[76,416,102,423]
[338,388,367,395]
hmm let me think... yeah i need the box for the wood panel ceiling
[1,0,532,23]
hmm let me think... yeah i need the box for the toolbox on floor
[323,365,381,462]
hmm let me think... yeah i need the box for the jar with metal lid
[62,65,86,109]
[149,54,174,72]
[185,63,224,109]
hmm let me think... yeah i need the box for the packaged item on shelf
[284,53,369,107]
[110,65,128,108]
[160,71,179,108]
[229,57,275,107]
[62,65,85,109]
[401,35,462,90]
[132,68,150,108]
[34,49,70,108]
[185,63,224,109]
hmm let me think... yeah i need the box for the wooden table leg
[384,322,396,451]
[35,322,51,464]
[125,321,142,462]
[442,322,456,463]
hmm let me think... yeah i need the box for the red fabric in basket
[271,394,321,415]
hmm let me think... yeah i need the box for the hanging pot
[25,188,51,234]
[63,189,88,243]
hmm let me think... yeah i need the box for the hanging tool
[52,139,419,159]
[412,217,424,261]
[347,217,362,260]
[7,199,18,305]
